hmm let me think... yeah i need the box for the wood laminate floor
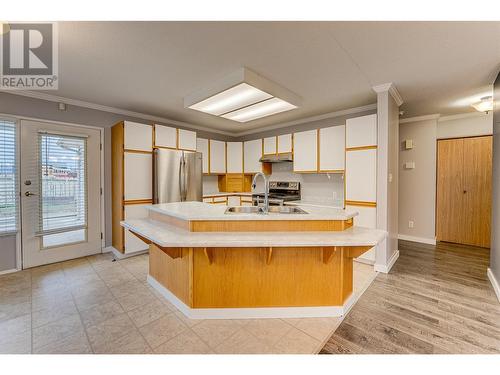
[320,240,500,354]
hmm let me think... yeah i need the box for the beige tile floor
[0,253,376,354]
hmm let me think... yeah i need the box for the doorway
[20,120,102,268]
[436,135,492,248]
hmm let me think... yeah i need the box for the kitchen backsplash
[202,162,344,207]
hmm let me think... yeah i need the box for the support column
[372,83,403,273]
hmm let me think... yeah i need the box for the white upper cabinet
[178,129,197,151]
[346,114,377,148]
[124,153,152,200]
[226,142,243,173]
[293,129,317,172]
[319,125,345,171]
[196,138,209,174]
[263,136,277,155]
[345,148,377,202]
[154,124,177,149]
[209,140,226,174]
[124,121,152,151]
[244,139,262,174]
[277,134,292,154]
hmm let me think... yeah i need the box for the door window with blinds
[38,132,88,248]
[0,119,18,235]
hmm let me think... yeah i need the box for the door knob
[24,191,37,197]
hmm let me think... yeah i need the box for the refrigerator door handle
[178,153,184,202]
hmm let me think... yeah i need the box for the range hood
[259,152,293,163]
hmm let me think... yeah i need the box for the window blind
[38,132,87,235]
[0,119,18,235]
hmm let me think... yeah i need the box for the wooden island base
[148,243,371,318]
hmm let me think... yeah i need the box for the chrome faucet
[251,172,269,213]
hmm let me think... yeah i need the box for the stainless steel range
[252,181,301,206]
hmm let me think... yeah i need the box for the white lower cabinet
[227,196,240,206]
[124,204,150,254]
[347,205,377,263]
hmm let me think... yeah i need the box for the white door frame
[0,112,105,270]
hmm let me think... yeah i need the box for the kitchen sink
[224,206,308,214]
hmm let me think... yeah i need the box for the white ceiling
[47,21,500,134]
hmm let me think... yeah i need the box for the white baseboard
[487,268,500,303]
[148,275,351,319]
[104,246,148,259]
[0,268,19,276]
[374,250,399,274]
[398,234,436,245]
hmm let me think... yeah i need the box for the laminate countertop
[121,218,386,248]
[146,201,358,222]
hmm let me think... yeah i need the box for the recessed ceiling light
[471,96,493,113]
[184,68,300,123]
[189,83,272,116]
[222,97,297,122]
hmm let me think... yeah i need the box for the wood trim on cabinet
[153,145,177,151]
[124,149,153,154]
[345,200,377,207]
[123,199,153,205]
[346,145,377,152]
[189,219,353,232]
[111,121,125,253]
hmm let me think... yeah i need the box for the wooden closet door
[436,139,465,244]
[462,136,492,247]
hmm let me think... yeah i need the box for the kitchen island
[121,202,386,319]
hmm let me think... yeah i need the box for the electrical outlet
[408,220,414,228]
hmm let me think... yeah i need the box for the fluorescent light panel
[189,83,272,116]
[222,97,297,123]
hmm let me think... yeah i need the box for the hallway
[321,240,500,354]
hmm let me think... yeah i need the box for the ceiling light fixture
[184,68,301,123]
[471,96,493,113]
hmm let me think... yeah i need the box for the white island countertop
[147,201,358,221]
[121,218,386,248]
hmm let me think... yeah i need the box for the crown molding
[372,82,404,107]
[233,103,377,136]
[1,89,377,138]
[438,111,491,122]
[400,114,441,124]
[0,89,235,137]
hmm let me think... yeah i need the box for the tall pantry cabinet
[112,121,153,254]
[345,114,378,263]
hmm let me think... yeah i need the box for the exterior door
[436,136,492,248]
[20,120,102,268]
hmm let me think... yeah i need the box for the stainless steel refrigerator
[153,148,203,203]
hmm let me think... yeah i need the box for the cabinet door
[209,140,226,174]
[277,134,292,153]
[263,136,277,155]
[346,114,377,148]
[226,142,243,173]
[319,125,345,171]
[345,149,376,202]
[178,129,197,151]
[124,204,150,253]
[124,152,152,200]
[154,125,177,149]
[196,138,209,174]
[227,196,240,206]
[244,139,262,174]
[293,130,317,172]
[124,122,152,151]
[346,205,376,263]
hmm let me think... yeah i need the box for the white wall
[437,112,492,139]
[398,112,493,244]
[399,117,438,243]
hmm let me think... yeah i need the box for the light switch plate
[405,139,413,149]
[404,161,415,169]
